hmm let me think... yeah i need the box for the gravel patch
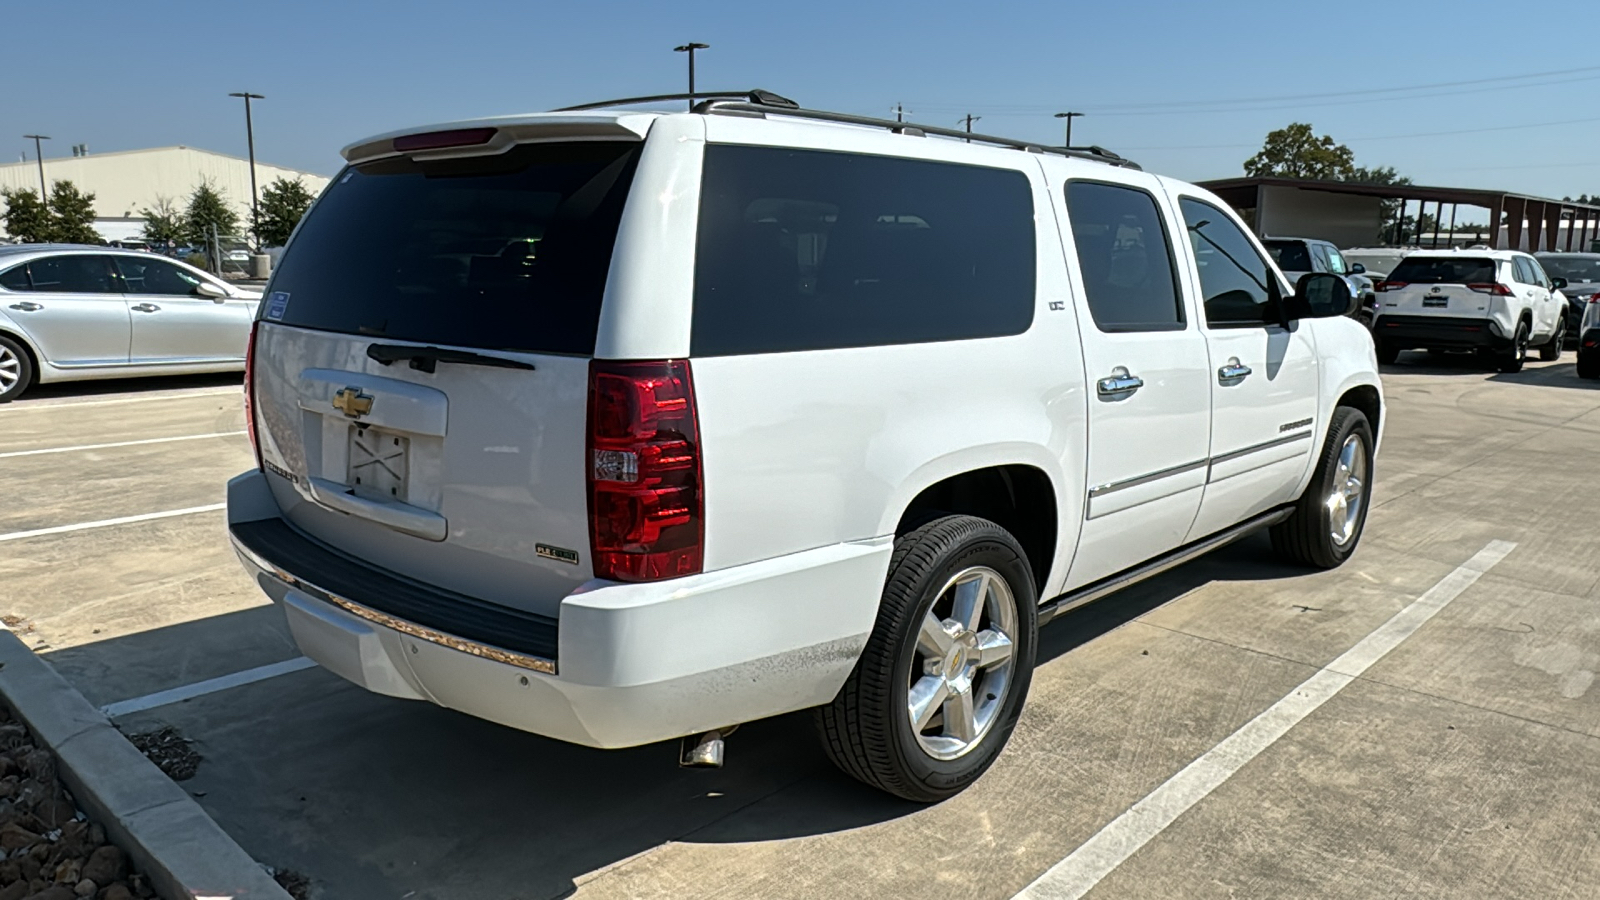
[0,705,156,900]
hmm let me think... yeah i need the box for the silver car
[0,244,261,401]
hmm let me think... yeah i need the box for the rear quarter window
[266,141,641,355]
[690,145,1036,356]
[1387,257,1496,285]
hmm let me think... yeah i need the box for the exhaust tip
[679,729,726,768]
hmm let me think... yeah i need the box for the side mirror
[1551,276,1568,290]
[1350,262,1366,274]
[1287,272,1355,320]
[194,280,228,301]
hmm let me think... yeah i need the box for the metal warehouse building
[0,146,331,242]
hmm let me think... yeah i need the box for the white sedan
[0,244,261,401]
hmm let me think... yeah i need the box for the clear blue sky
[9,0,1600,205]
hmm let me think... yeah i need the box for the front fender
[1302,318,1385,496]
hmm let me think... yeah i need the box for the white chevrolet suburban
[226,91,1383,802]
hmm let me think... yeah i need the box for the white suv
[1373,249,1569,371]
[226,92,1383,802]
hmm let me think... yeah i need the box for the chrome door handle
[7,302,42,312]
[1218,358,1252,383]
[1097,366,1144,396]
[131,303,161,313]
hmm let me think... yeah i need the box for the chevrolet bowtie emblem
[332,386,374,419]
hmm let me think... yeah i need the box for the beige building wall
[0,146,331,238]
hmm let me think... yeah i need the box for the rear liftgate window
[268,141,642,355]
[690,145,1036,355]
[1387,257,1497,285]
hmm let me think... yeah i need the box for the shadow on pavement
[13,371,241,404]
[50,531,1305,900]
[1382,351,1597,389]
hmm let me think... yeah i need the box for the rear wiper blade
[366,344,536,374]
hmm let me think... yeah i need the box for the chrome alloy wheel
[1326,434,1368,547]
[908,566,1017,761]
[0,345,19,394]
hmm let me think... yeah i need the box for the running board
[1037,506,1295,626]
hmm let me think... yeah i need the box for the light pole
[1053,111,1084,148]
[228,92,264,247]
[673,43,709,110]
[22,135,49,200]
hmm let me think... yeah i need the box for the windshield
[1538,255,1600,284]
[1386,257,1496,285]
[1263,240,1313,272]
[267,141,641,355]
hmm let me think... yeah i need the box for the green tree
[139,196,185,245]
[0,188,55,243]
[255,177,315,248]
[1243,123,1356,180]
[183,180,239,247]
[48,180,100,244]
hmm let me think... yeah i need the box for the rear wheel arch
[895,465,1058,597]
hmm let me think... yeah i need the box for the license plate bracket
[348,424,410,502]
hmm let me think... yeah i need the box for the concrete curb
[0,628,292,900]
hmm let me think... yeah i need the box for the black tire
[0,335,34,403]
[1270,407,1375,569]
[815,515,1037,803]
[1376,341,1401,365]
[1496,322,1529,373]
[1579,350,1600,380]
[1539,319,1565,361]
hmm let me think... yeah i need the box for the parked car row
[1314,241,1600,380]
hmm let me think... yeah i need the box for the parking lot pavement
[4,356,1599,899]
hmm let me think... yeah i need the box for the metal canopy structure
[1199,176,1600,252]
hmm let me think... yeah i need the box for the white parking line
[0,431,246,459]
[100,657,317,719]
[3,387,239,411]
[1013,539,1517,900]
[0,504,226,543]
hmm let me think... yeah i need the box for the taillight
[243,321,261,469]
[1468,283,1513,296]
[1377,281,1406,292]
[586,360,703,582]
[1586,293,1600,304]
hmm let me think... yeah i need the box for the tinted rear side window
[1388,257,1496,285]
[691,145,1035,356]
[1065,181,1184,332]
[268,141,641,355]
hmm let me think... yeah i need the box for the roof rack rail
[697,100,1139,169]
[552,89,1138,169]
[555,89,798,112]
